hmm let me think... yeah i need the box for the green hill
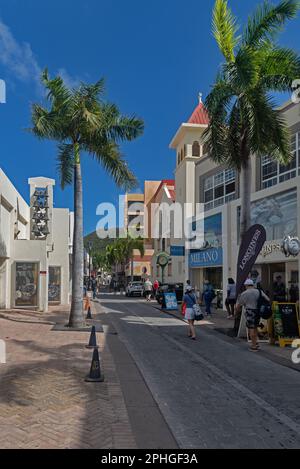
[84,228,123,252]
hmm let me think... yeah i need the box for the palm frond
[244,0,300,47]
[57,143,74,189]
[42,68,72,109]
[204,79,234,164]
[101,103,144,142]
[212,0,239,62]
[83,139,138,191]
[259,46,300,91]
[30,104,64,140]
[245,91,291,163]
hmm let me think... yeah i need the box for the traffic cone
[85,348,104,382]
[86,306,92,319]
[85,326,98,349]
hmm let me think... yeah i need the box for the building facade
[0,169,73,311]
[169,97,300,304]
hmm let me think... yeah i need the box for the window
[203,169,237,211]
[261,133,300,189]
[192,141,200,157]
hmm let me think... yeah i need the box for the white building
[169,97,300,304]
[0,169,73,311]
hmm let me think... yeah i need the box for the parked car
[155,283,184,305]
[126,282,144,297]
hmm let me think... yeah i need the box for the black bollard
[85,326,99,349]
[85,348,104,382]
[86,306,92,319]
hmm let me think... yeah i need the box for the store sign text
[261,242,282,258]
[189,247,223,268]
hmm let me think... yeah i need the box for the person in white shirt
[225,278,237,319]
[235,279,270,352]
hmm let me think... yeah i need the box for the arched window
[192,141,200,157]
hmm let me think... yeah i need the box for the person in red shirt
[153,279,160,298]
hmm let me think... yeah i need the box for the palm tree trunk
[69,145,84,328]
[240,156,252,242]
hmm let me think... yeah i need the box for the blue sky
[0,0,299,235]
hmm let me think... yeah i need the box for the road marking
[100,299,300,440]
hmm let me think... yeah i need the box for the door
[48,266,61,304]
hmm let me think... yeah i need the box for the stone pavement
[152,302,298,368]
[0,305,136,449]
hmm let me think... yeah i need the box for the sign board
[189,247,223,268]
[163,293,178,311]
[273,302,299,339]
[236,224,266,295]
[170,246,185,257]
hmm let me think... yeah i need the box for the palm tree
[31,70,144,327]
[204,0,300,240]
[106,237,145,283]
[123,237,145,283]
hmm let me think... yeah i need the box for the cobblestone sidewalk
[0,306,136,449]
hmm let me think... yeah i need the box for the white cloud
[57,68,81,89]
[0,18,81,95]
[0,19,42,88]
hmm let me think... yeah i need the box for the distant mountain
[84,228,125,252]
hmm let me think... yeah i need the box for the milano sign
[236,224,267,295]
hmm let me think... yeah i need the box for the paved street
[96,295,300,449]
[0,307,136,449]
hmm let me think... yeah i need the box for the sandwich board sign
[163,293,178,311]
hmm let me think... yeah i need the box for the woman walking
[144,279,153,302]
[182,286,198,340]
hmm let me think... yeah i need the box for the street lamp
[88,242,92,290]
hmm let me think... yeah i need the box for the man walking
[235,279,270,352]
[202,280,215,318]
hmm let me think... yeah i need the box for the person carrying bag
[183,286,202,341]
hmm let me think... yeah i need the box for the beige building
[123,182,160,280]
[169,96,300,304]
[0,169,73,311]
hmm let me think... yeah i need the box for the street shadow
[0,330,129,448]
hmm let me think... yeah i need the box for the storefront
[241,188,299,302]
[188,213,223,292]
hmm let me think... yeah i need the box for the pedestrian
[144,279,153,301]
[202,280,215,318]
[225,278,236,319]
[182,286,198,340]
[273,275,286,302]
[153,279,160,298]
[91,276,97,299]
[235,279,270,352]
[289,283,299,303]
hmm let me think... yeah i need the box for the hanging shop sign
[170,246,185,257]
[236,225,267,295]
